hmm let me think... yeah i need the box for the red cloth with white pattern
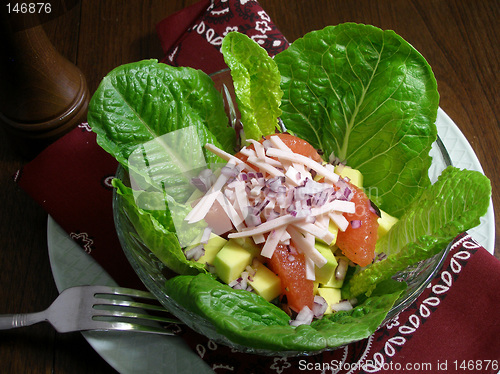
[15,1,500,372]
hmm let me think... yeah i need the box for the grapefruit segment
[336,183,379,267]
[267,244,314,313]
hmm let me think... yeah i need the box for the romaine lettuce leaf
[274,23,440,217]
[165,273,405,351]
[127,126,208,205]
[343,166,492,298]
[113,179,206,275]
[221,32,283,141]
[88,59,235,169]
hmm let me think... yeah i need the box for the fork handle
[0,312,47,330]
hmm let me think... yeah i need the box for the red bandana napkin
[15,0,500,372]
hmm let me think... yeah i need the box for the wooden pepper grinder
[0,11,89,159]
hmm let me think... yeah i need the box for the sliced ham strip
[246,156,285,178]
[266,148,339,183]
[260,225,288,258]
[228,214,301,239]
[328,211,350,232]
[239,146,282,167]
[287,226,327,268]
[204,143,256,172]
[269,135,293,152]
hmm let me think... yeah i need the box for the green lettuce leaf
[343,166,492,298]
[113,179,206,275]
[88,59,235,169]
[221,32,283,140]
[126,126,208,204]
[165,273,405,351]
[274,23,439,217]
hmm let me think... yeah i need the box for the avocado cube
[317,287,342,314]
[232,237,262,258]
[314,241,338,284]
[334,165,363,188]
[321,268,344,289]
[248,261,281,302]
[316,219,339,246]
[313,281,319,295]
[328,219,339,246]
[377,209,399,238]
[197,234,227,265]
[213,239,254,284]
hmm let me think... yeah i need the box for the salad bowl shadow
[112,69,453,356]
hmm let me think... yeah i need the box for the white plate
[47,108,495,374]
[47,217,213,374]
[434,108,495,252]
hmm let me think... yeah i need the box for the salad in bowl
[88,23,491,354]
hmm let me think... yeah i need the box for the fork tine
[92,308,180,324]
[91,286,159,300]
[89,286,169,312]
[89,285,182,327]
[84,320,178,336]
[94,298,168,313]
[100,287,159,299]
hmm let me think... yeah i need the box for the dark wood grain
[0,1,498,373]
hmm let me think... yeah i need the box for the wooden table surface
[0,1,498,373]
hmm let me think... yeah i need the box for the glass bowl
[112,69,452,356]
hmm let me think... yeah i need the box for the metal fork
[0,285,181,335]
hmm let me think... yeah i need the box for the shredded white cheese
[196,138,355,269]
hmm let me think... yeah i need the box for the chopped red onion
[350,220,361,229]
[289,305,314,327]
[221,165,239,178]
[244,207,262,227]
[191,168,214,192]
[344,187,352,200]
[184,245,205,261]
[206,263,216,274]
[266,176,285,192]
[331,300,353,312]
[200,227,212,244]
[191,177,209,192]
[312,189,328,206]
[335,258,348,280]
[265,190,277,200]
[312,295,328,317]
[254,199,270,215]
[229,271,255,291]
[240,271,249,290]
[246,264,257,278]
